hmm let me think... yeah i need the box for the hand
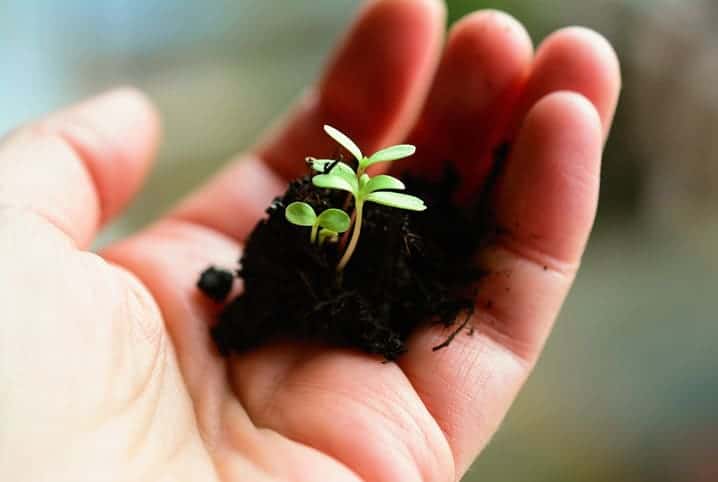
[0,1,620,481]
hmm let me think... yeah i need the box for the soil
[197,266,235,302]
[200,162,491,361]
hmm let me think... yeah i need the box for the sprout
[285,202,351,244]
[317,228,339,247]
[310,125,427,270]
[323,125,416,176]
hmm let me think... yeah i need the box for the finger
[0,88,160,247]
[400,10,533,194]
[399,92,605,475]
[254,0,446,181]
[172,156,287,242]
[510,27,621,140]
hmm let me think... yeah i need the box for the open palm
[0,1,620,481]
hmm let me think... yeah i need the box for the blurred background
[3,0,716,480]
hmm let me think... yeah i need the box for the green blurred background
[3,1,717,480]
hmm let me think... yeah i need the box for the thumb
[0,87,160,247]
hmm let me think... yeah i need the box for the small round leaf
[317,208,351,233]
[324,125,363,162]
[366,192,427,211]
[312,174,357,194]
[285,202,317,226]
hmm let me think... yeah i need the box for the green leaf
[317,208,351,233]
[310,159,358,190]
[365,192,427,211]
[362,174,405,195]
[312,174,357,194]
[361,144,416,169]
[324,125,363,162]
[285,202,317,226]
[310,159,355,176]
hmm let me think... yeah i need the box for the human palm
[0,2,620,481]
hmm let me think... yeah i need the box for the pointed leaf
[310,159,358,190]
[317,208,351,233]
[324,125,363,161]
[285,202,317,226]
[366,192,427,211]
[312,174,357,194]
[362,174,405,195]
[361,144,416,169]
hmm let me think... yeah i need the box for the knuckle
[0,205,74,252]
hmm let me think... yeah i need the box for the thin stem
[338,209,355,250]
[337,201,363,271]
[310,223,319,244]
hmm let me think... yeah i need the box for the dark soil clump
[197,266,235,302]
[202,167,484,361]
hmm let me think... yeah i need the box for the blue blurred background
[3,1,717,480]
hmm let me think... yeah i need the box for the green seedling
[322,125,417,176]
[285,201,351,245]
[310,125,427,271]
[317,228,339,247]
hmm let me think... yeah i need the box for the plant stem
[342,191,353,211]
[310,223,319,244]
[337,201,363,271]
[338,209,355,250]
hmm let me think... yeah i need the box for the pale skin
[0,1,620,481]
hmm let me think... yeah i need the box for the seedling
[285,201,351,245]
[309,125,427,270]
[206,124,479,361]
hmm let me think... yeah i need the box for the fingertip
[450,9,534,63]
[404,8,535,180]
[501,91,604,263]
[65,86,162,220]
[532,27,621,135]
[401,0,447,25]
[84,86,162,165]
[421,0,447,19]
[363,0,447,24]
[442,9,534,113]
[0,87,162,246]
[525,90,604,150]
[518,91,604,197]
[83,86,162,138]
[540,27,622,89]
